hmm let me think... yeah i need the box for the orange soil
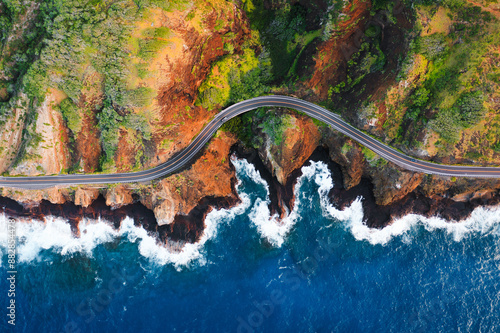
[268,114,321,185]
[466,0,500,19]
[164,131,239,215]
[76,112,101,173]
[75,72,104,172]
[115,129,137,172]
[308,0,372,99]
[150,3,250,167]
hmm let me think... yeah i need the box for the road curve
[1,95,499,189]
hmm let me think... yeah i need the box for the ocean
[1,156,500,332]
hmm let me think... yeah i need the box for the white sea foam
[0,156,253,269]
[230,155,270,192]
[233,155,300,247]
[243,160,336,247]
[340,206,500,245]
[0,192,251,269]
[126,192,251,268]
[0,215,119,263]
[303,160,500,245]
[2,157,500,268]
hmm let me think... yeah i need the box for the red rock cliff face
[3,0,500,245]
[0,1,247,242]
[258,112,321,186]
[138,131,239,226]
[1,130,239,243]
[308,0,372,100]
[148,3,250,169]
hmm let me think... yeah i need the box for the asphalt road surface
[1,95,499,189]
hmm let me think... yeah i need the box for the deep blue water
[1,157,500,333]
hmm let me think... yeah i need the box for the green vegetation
[122,87,156,108]
[124,113,152,140]
[259,113,292,146]
[204,1,343,145]
[0,0,174,171]
[430,91,485,142]
[331,35,386,95]
[141,26,171,39]
[97,103,123,165]
[374,0,500,151]
[361,146,379,166]
[220,107,291,147]
[415,2,498,143]
[96,99,152,170]
[341,141,353,155]
[137,27,172,60]
[242,0,325,81]
[197,32,272,111]
[58,98,81,135]
[418,33,448,60]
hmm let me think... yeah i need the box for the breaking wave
[303,161,500,245]
[2,157,500,269]
[0,193,250,270]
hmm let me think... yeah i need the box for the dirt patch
[74,72,104,173]
[115,129,138,172]
[307,0,372,100]
[76,112,101,172]
[420,6,453,36]
[0,87,8,101]
[466,0,500,19]
[147,1,251,168]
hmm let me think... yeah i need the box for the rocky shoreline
[0,188,239,244]
[3,143,500,247]
[249,144,500,229]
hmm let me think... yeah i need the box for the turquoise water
[1,157,500,332]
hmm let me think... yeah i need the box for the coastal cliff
[0,0,499,245]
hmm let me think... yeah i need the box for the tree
[59,98,81,134]
[455,91,484,127]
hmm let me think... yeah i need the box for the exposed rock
[143,2,250,171]
[308,0,372,99]
[10,88,70,176]
[45,187,68,205]
[259,113,321,185]
[323,131,365,189]
[1,0,500,247]
[1,186,69,207]
[140,184,176,226]
[104,185,134,209]
[141,131,239,222]
[370,168,423,206]
[74,188,100,208]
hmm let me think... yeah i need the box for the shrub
[412,87,430,108]
[454,91,485,127]
[419,33,448,60]
[142,27,170,39]
[97,104,123,159]
[138,39,170,60]
[259,113,292,146]
[122,87,156,108]
[430,91,485,142]
[429,108,462,142]
[220,116,243,134]
[124,113,152,140]
[58,98,81,134]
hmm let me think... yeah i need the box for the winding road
[1,95,499,189]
